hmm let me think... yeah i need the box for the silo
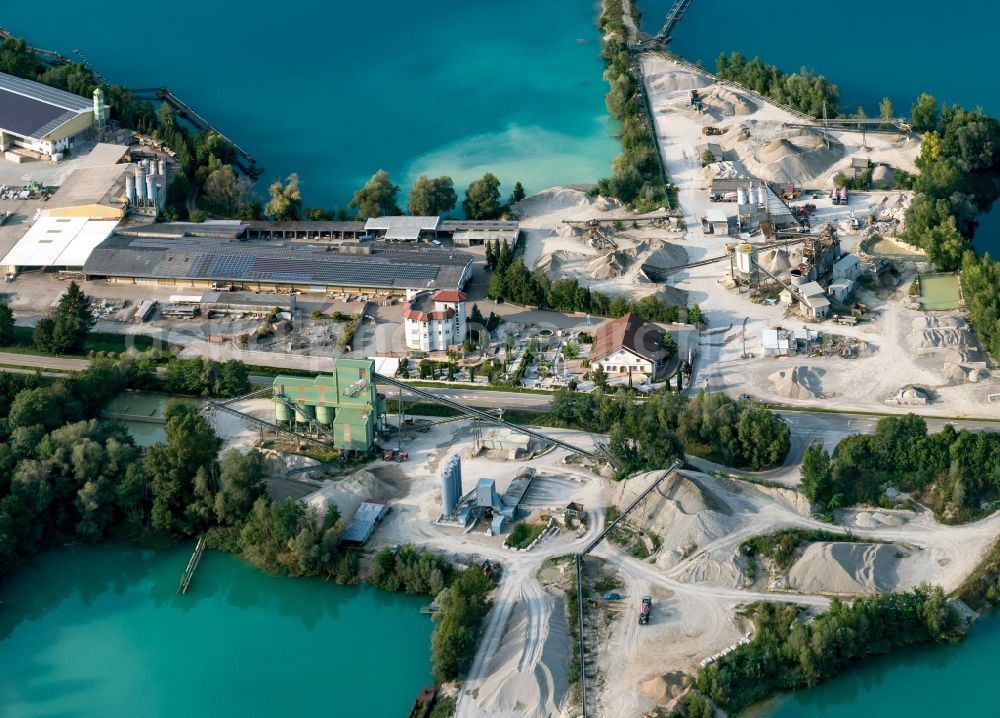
[756,186,768,206]
[735,243,754,274]
[145,174,157,205]
[737,188,749,206]
[315,405,333,425]
[157,158,166,176]
[293,403,315,423]
[125,173,136,204]
[92,87,105,123]
[135,166,147,201]
[441,463,458,516]
[789,269,805,287]
[274,402,292,423]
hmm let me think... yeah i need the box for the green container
[316,405,333,425]
[275,402,292,422]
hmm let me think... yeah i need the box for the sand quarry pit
[768,366,824,399]
[786,542,908,595]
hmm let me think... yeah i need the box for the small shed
[704,209,730,235]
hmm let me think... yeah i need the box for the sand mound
[261,449,320,477]
[768,366,823,399]
[640,673,686,705]
[641,241,688,271]
[700,86,756,116]
[872,165,893,186]
[787,542,903,594]
[514,187,624,219]
[647,69,711,93]
[615,471,738,571]
[301,469,393,520]
[587,251,629,280]
[889,385,929,405]
[537,249,592,274]
[756,248,792,274]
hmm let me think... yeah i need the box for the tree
[700,149,716,166]
[407,175,457,216]
[264,173,302,220]
[463,173,502,220]
[507,181,526,208]
[879,97,894,127]
[800,443,834,504]
[736,406,790,470]
[32,281,94,355]
[591,364,608,390]
[203,164,254,217]
[0,302,14,346]
[660,332,677,359]
[911,93,939,132]
[687,304,704,325]
[214,449,264,525]
[349,169,401,220]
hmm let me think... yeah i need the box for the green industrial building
[272,358,385,453]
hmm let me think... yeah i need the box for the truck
[639,595,652,625]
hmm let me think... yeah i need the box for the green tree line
[715,52,840,118]
[593,0,667,212]
[800,414,1000,522]
[692,588,959,714]
[550,388,790,474]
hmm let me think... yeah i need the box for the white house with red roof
[402,289,468,351]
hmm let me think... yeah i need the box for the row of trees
[693,588,959,714]
[900,99,1000,269]
[593,1,667,211]
[550,388,790,473]
[485,249,696,322]
[800,414,1000,521]
[161,356,251,397]
[714,52,840,118]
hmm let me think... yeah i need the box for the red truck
[639,595,652,625]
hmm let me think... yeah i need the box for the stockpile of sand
[907,316,988,379]
[747,134,844,185]
[768,366,823,399]
[302,469,393,520]
[615,471,738,569]
[700,86,756,117]
[588,251,630,280]
[261,450,321,477]
[875,193,912,222]
[756,248,792,274]
[853,511,905,529]
[537,249,593,275]
[513,187,623,221]
[646,68,711,93]
[888,385,929,406]
[787,542,905,595]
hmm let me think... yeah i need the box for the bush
[506,522,546,549]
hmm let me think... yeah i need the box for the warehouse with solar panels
[0,71,105,158]
[81,222,474,294]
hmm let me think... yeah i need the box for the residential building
[402,289,468,351]
[590,313,672,379]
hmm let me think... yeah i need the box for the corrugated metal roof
[364,216,441,240]
[0,72,93,141]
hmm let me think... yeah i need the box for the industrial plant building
[402,289,468,351]
[271,358,385,453]
[243,217,520,245]
[82,222,474,295]
[0,72,107,158]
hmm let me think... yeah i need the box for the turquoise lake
[0,544,433,717]
[1,0,617,210]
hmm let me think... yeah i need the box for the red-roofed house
[589,313,671,379]
[403,289,468,351]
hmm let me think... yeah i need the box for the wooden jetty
[177,536,207,595]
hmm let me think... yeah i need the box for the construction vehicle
[850,211,860,230]
[639,595,652,625]
[701,125,722,136]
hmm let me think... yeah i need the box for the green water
[750,613,1000,717]
[103,392,199,447]
[919,274,963,311]
[0,544,433,717]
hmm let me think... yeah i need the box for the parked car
[603,592,622,601]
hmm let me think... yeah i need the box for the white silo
[145,174,157,205]
[737,188,749,206]
[135,166,147,201]
[757,186,768,206]
[157,158,165,176]
[125,172,136,204]
[735,243,754,274]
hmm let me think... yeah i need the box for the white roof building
[364,216,441,241]
[2,217,119,272]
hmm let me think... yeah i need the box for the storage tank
[145,174,157,205]
[157,158,165,176]
[135,166,147,200]
[92,87,105,123]
[789,269,805,286]
[274,401,292,423]
[315,405,333,425]
[737,188,749,206]
[442,464,458,516]
[756,186,768,206]
[735,243,754,274]
[125,173,136,204]
[293,403,315,423]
